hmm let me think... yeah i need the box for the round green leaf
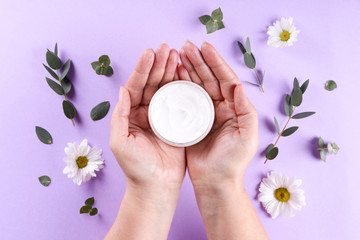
[104,66,114,76]
[293,77,300,90]
[318,136,324,148]
[217,21,225,30]
[38,175,51,186]
[80,205,91,214]
[244,52,256,69]
[61,77,72,94]
[89,208,98,216]
[266,143,274,155]
[46,50,62,70]
[43,64,59,80]
[320,149,327,162]
[284,94,293,117]
[46,77,64,95]
[211,7,223,21]
[300,79,310,94]
[85,197,95,206]
[292,111,316,119]
[206,21,217,34]
[62,100,76,119]
[91,101,110,120]
[291,88,303,107]
[35,126,52,144]
[281,126,299,137]
[266,147,279,160]
[199,15,211,25]
[91,61,100,71]
[325,80,337,91]
[60,59,71,80]
[99,55,110,67]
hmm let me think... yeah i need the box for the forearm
[194,181,268,240]
[105,183,180,240]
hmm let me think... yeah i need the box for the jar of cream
[148,81,215,147]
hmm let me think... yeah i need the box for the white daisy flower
[267,17,300,48]
[258,171,306,218]
[63,139,104,186]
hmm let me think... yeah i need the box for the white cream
[148,81,214,147]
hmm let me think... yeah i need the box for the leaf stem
[264,106,296,164]
[317,148,328,150]
[253,69,264,93]
[56,69,75,126]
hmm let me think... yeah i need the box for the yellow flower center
[280,31,290,41]
[274,187,290,202]
[76,156,88,169]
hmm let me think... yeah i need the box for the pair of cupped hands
[110,40,258,200]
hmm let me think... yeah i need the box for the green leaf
[237,41,246,55]
[281,126,299,137]
[206,21,217,34]
[43,64,59,80]
[46,77,64,95]
[318,136,324,148]
[320,149,327,162]
[89,208,98,216]
[199,15,211,25]
[85,197,95,206]
[293,77,299,90]
[62,100,76,119]
[60,59,71,80]
[266,144,274,155]
[104,66,114,76]
[284,94,293,116]
[46,50,62,70]
[91,101,110,120]
[95,66,101,75]
[244,53,256,69]
[300,79,309,94]
[325,80,337,91]
[274,117,280,135]
[266,146,279,160]
[91,61,100,71]
[331,143,340,154]
[292,111,316,119]
[244,81,259,87]
[38,175,51,186]
[61,76,72,94]
[54,43,58,56]
[245,37,251,54]
[291,88,303,107]
[216,21,225,30]
[35,126,53,144]
[80,205,91,214]
[99,55,110,67]
[211,7,223,21]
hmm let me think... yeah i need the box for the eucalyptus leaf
[85,197,95,206]
[266,147,279,160]
[291,88,303,107]
[60,59,71,80]
[281,126,299,137]
[199,15,211,25]
[244,81,259,87]
[54,43,58,56]
[46,77,64,95]
[244,53,256,69]
[89,208,98,216]
[293,77,299,90]
[237,41,246,55]
[95,66,101,74]
[211,8,223,21]
[284,94,293,116]
[80,205,91,214]
[318,136,324,148]
[300,79,309,93]
[292,111,316,119]
[274,117,280,135]
[91,61,100,71]
[91,101,110,120]
[61,76,72,94]
[104,66,114,76]
[206,21,217,34]
[217,21,225,30]
[325,80,337,91]
[35,126,52,144]
[266,144,274,155]
[245,37,251,54]
[320,149,327,162]
[46,50,62,70]
[99,55,110,67]
[38,175,51,186]
[43,64,59,80]
[62,100,76,119]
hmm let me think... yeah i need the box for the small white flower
[267,17,300,48]
[258,171,306,218]
[63,139,104,186]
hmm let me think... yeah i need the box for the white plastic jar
[148,81,215,147]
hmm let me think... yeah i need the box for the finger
[141,43,170,105]
[183,40,222,100]
[110,87,131,142]
[125,49,155,107]
[174,65,180,80]
[159,48,178,87]
[179,48,203,86]
[201,41,239,102]
[177,63,191,81]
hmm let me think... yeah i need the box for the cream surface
[149,81,214,146]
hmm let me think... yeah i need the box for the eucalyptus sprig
[237,37,265,92]
[80,197,98,216]
[265,78,315,163]
[317,136,340,162]
[43,43,76,126]
[91,55,114,76]
[199,8,225,34]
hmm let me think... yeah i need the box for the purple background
[1,0,359,239]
